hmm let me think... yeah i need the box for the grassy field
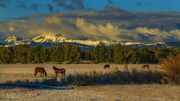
[0,64,179,101]
[0,64,159,82]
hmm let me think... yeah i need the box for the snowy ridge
[2,35,168,47]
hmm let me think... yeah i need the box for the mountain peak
[32,34,113,46]
[5,36,17,43]
[32,34,66,43]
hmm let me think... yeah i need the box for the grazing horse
[53,66,66,76]
[104,64,110,69]
[34,67,47,77]
[142,64,150,70]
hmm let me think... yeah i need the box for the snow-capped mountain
[32,35,66,43]
[5,36,17,43]
[4,36,30,46]
[2,35,179,48]
[32,35,116,46]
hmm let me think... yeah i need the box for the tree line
[0,44,179,64]
[0,45,80,64]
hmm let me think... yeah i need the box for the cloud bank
[0,16,179,43]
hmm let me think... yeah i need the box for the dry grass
[160,54,180,83]
[0,85,180,101]
[0,64,180,101]
[0,64,159,83]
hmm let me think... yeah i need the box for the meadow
[0,64,158,83]
[0,64,180,101]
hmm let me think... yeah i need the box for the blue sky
[0,0,180,19]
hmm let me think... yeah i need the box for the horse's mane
[53,66,58,70]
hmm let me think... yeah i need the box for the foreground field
[0,64,179,101]
[0,85,180,101]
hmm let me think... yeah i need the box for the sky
[0,0,180,19]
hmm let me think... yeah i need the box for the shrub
[65,69,164,85]
[160,54,180,80]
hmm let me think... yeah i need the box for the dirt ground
[0,64,179,101]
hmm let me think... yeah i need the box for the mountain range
[1,35,179,49]
[0,6,180,47]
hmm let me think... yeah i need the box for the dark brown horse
[34,67,47,77]
[104,64,110,69]
[53,66,66,76]
[142,64,150,70]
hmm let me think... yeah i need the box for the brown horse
[142,64,150,70]
[53,66,66,76]
[34,67,47,77]
[104,64,110,69]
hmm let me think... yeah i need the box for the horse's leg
[34,71,37,77]
[147,67,150,70]
[64,70,66,76]
[43,72,45,77]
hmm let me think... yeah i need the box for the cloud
[0,25,2,32]
[134,1,152,7]
[8,26,15,32]
[0,0,112,12]
[28,29,55,36]
[43,16,62,24]
[71,0,85,9]
[53,0,86,11]
[0,0,45,11]
[1,16,180,43]
[76,18,124,40]
[15,0,27,9]
[0,3,6,8]
[107,0,113,5]
[31,3,41,10]
[47,4,54,13]
[0,0,10,8]
[75,18,180,42]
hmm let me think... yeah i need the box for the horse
[104,64,110,69]
[34,67,47,77]
[53,66,66,76]
[142,64,150,70]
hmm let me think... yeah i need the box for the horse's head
[53,66,56,69]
